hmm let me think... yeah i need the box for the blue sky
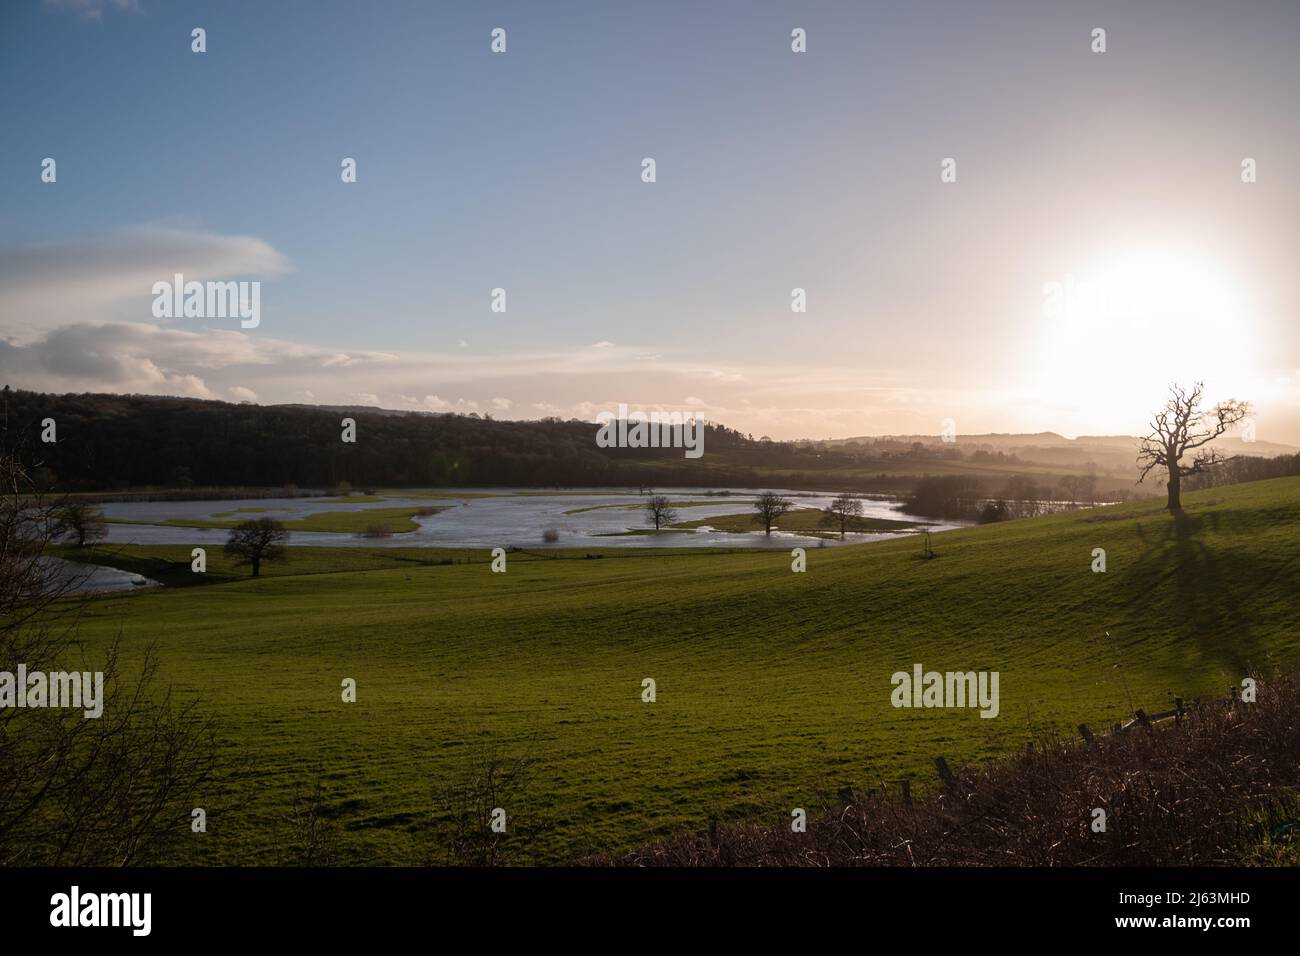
[2,0,1298,441]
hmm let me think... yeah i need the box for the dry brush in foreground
[599,672,1300,866]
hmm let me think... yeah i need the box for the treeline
[905,474,1114,521]
[909,453,1300,522]
[1,390,777,491]
[1183,452,1300,491]
[9,390,1296,496]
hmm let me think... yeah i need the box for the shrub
[597,671,1300,867]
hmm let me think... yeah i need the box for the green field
[107,504,444,535]
[60,477,1300,864]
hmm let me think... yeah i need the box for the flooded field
[97,487,962,550]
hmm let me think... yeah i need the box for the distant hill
[825,431,1297,456]
[3,389,1296,496]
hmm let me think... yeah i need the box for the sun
[1031,243,1256,429]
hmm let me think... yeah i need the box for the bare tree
[821,494,864,539]
[0,453,216,865]
[644,495,678,531]
[224,518,289,577]
[753,491,793,534]
[281,774,341,866]
[53,502,108,548]
[430,737,541,866]
[1137,382,1250,511]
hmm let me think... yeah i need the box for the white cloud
[0,225,290,342]
[0,317,954,436]
[7,229,1283,439]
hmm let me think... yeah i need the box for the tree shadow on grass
[1122,506,1268,675]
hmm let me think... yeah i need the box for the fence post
[1174,697,1184,726]
[1079,723,1095,746]
[935,756,956,789]
[902,779,912,806]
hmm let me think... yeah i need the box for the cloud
[0,321,380,400]
[0,316,955,436]
[3,228,936,437]
[0,225,290,341]
[8,223,1285,439]
[0,311,1068,438]
[0,327,218,398]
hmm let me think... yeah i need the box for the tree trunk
[251,557,261,577]
[1166,473,1181,511]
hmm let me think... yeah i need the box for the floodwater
[43,556,162,594]
[97,487,966,550]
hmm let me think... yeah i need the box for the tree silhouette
[224,518,289,577]
[643,495,678,530]
[1137,382,1249,511]
[54,502,108,548]
[753,492,793,534]
[822,494,863,539]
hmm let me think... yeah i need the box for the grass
[604,671,1300,866]
[106,505,445,535]
[58,476,1300,865]
[54,544,495,587]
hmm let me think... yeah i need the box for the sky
[2,0,1298,442]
